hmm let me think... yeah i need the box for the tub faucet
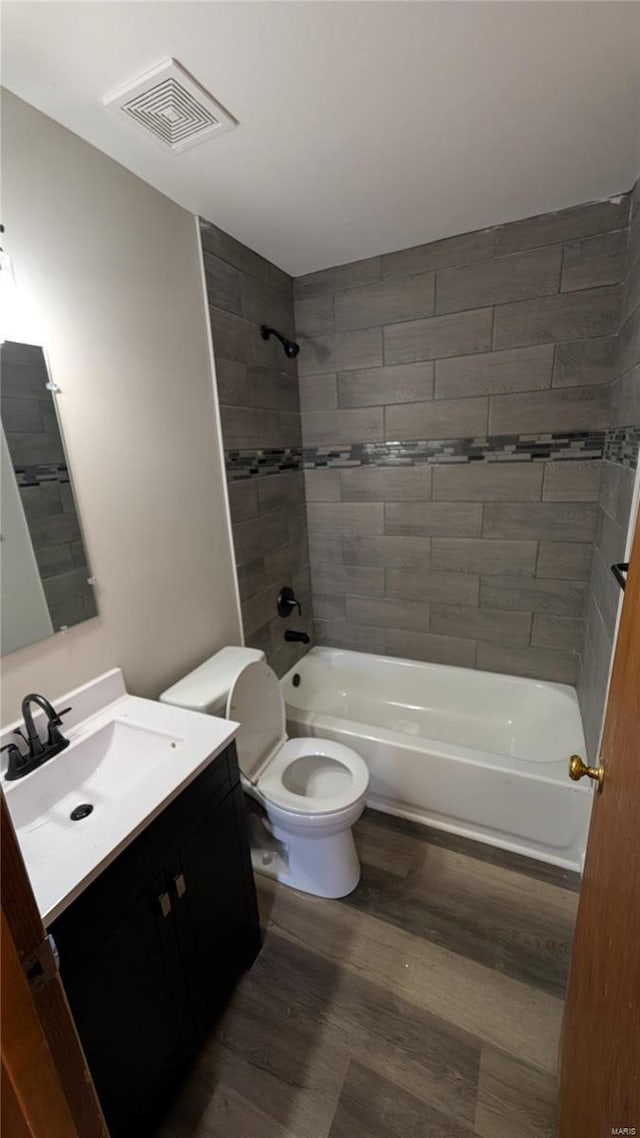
[284,630,310,644]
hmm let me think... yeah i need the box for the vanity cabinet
[49,743,261,1138]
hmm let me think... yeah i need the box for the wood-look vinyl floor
[159,809,579,1138]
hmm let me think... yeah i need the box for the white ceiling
[2,2,640,277]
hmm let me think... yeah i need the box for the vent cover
[103,59,236,152]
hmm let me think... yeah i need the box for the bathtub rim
[284,643,582,704]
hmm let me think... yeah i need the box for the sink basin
[1,669,239,924]
[8,719,186,831]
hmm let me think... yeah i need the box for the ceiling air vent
[103,59,237,152]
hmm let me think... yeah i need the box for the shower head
[260,324,300,359]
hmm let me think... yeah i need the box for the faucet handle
[50,705,71,726]
[277,586,303,618]
[47,706,71,748]
[14,725,43,757]
[2,743,29,781]
[2,742,23,757]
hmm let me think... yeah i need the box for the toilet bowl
[160,647,369,898]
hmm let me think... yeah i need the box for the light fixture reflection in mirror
[0,225,44,347]
[0,340,98,655]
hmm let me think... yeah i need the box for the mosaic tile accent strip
[224,428,639,480]
[603,426,640,469]
[225,431,608,480]
[307,431,606,470]
[226,447,304,481]
[15,463,70,488]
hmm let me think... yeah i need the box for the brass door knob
[569,754,604,791]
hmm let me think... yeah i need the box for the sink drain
[70,803,94,821]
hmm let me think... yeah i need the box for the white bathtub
[282,647,592,872]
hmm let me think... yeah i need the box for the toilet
[160,647,369,898]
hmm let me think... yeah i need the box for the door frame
[1,794,108,1138]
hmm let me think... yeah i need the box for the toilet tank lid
[159,646,265,715]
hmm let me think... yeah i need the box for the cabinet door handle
[173,873,187,900]
[158,891,172,918]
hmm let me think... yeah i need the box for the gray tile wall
[303,463,599,683]
[294,195,633,685]
[579,180,640,759]
[200,221,314,676]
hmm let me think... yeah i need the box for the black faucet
[2,695,71,781]
[284,630,310,644]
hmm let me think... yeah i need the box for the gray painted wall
[293,195,635,685]
[1,92,241,722]
[200,221,314,676]
[579,180,640,759]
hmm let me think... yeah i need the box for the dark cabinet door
[61,872,194,1138]
[171,781,261,1040]
[53,753,261,1137]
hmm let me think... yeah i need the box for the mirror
[0,340,97,654]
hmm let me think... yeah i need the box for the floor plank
[250,928,482,1124]
[346,837,578,997]
[202,985,350,1138]
[474,1046,558,1138]
[329,1058,478,1138]
[262,873,565,1075]
[186,1082,300,1138]
[158,808,575,1138]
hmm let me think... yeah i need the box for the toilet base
[250,805,364,899]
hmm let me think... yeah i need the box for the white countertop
[2,670,238,926]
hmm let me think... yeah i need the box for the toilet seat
[257,737,369,816]
[226,660,368,817]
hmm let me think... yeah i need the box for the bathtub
[282,647,592,872]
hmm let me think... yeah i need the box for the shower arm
[260,324,300,358]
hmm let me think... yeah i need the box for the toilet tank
[159,646,265,716]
